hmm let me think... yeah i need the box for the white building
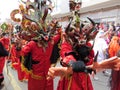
[80,0,120,24]
[52,0,120,28]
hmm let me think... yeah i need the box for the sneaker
[93,76,99,81]
[103,70,111,76]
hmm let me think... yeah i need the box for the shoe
[93,76,99,81]
[0,84,4,89]
[103,70,111,76]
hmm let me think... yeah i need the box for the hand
[15,38,22,51]
[47,67,73,80]
[89,56,120,71]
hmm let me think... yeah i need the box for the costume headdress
[10,0,60,46]
[62,0,98,64]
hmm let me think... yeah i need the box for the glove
[69,60,96,74]
[69,60,86,72]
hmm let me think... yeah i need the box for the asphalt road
[1,61,111,90]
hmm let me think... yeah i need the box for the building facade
[52,0,120,28]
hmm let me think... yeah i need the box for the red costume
[10,0,61,89]
[11,44,29,81]
[18,34,60,90]
[57,41,94,90]
[0,37,9,85]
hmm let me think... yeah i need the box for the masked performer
[47,32,120,90]
[17,24,61,90]
[11,37,29,81]
[10,0,61,90]
[48,13,98,90]
[0,32,9,86]
[47,0,98,89]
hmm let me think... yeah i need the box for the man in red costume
[16,29,61,90]
[11,41,29,81]
[10,1,61,89]
[56,34,94,90]
[0,33,9,86]
[47,35,120,90]
[47,15,97,89]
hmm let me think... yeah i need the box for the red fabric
[0,37,9,50]
[11,45,18,63]
[86,42,94,65]
[0,37,9,74]
[11,44,29,81]
[28,76,53,90]
[12,58,29,81]
[18,34,60,90]
[57,73,93,90]
[0,57,5,74]
[58,41,94,90]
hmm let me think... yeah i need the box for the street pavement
[91,70,111,90]
[1,61,111,90]
[1,61,27,90]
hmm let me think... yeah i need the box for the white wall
[80,8,120,23]
[82,0,111,7]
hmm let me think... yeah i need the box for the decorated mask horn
[65,18,73,34]
[87,17,95,26]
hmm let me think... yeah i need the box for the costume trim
[21,56,46,80]
[67,76,72,90]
